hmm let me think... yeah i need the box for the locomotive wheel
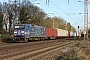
[25,38,28,42]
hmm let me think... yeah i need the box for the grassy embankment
[0,30,13,43]
[56,40,90,60]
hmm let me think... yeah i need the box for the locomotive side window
[15,26,19,28]
[19,25,24,29]
[15,25,25,29]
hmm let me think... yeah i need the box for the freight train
[13,24,81,42]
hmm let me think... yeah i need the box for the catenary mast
[84,0,88,40]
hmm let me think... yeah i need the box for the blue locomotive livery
[13,24,46,42]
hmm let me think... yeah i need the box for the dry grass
[56,40,90,60]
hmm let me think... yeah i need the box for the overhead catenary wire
[32,0,83,23]
[34,0,77,20]
[49,0,75,21]
[65,0,80,22]
[35,0,61,17]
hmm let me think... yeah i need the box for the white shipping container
[74,33,77,36]
[56,29,63,36]
[55,28,68,36]
[62,30,67,36]
[66,31,68,36]
[77,33,81,36]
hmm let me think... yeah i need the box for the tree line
[0,0,76,32]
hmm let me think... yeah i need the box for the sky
[0,0,90,32]
[34,0,90,32]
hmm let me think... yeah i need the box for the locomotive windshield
[15,25,25,29]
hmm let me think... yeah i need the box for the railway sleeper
[4,41,75,60]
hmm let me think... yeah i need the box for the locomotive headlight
[21,31,25,33]
[14,31,17,33]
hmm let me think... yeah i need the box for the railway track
[0,40,78,60]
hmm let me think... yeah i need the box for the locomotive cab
[13,24,31,42]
